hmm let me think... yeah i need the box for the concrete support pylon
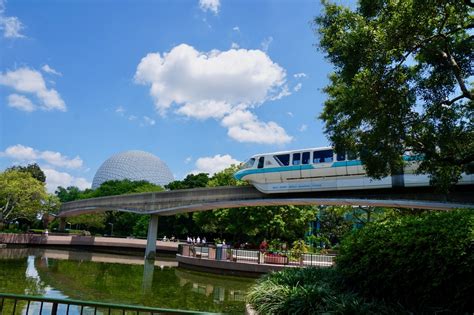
[58,217,66,232]
[145,214,159,260]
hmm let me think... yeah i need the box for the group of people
[161,235,176,242]
[186,236,206,244]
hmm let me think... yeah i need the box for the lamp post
[108,223,114,236]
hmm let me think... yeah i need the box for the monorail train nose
[234,169,246,181]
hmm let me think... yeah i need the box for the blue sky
[0,0,343,192]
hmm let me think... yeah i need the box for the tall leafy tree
[315,0,473,189]
[165,173,210,190]
[7,163,46,183]
[0,170,48,225]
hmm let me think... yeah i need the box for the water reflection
[0,247,254,313]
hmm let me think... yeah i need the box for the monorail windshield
[241,158,256,169]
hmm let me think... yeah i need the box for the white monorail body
[234,147,474,194]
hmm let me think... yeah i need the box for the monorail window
[242,158,255,169]
[313,150,333,163]
[258,156,265,169]
[302,152,310,164]
[292,153,301,165]
[336,151,345,161]
[347,151,357,160]
[275,154,290,166]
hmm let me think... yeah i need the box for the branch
[388,23,474,76]
[4,205,15,220]
[440,47,473,100]
[441,94,468,106]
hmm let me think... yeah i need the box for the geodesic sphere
[92,150,174,189]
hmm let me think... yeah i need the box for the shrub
[336,209,474,312]
[247,268,405,314]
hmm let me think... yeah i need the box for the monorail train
[234,147,474,194]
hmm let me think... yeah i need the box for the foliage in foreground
[315,0,473,190]
[247,268,405,314]
[337,209,474,313]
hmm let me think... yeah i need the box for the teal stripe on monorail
[234,160,363,180]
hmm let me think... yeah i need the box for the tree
[336,209,474,312]
[207,164,246,187]
[55,186,83,202]
[315,0,473,190]
[0,170,48,226]
[165,173,210,190]
[7,163,46,183]
[315,206,353,246]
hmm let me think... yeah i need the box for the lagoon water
[0,247,256,314]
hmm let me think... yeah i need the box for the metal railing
[178,244,334,267]
[0,293,217,315]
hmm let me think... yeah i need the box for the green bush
[247,268,405,314]
[336,209,474,312]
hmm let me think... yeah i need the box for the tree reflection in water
[0,247,255,313]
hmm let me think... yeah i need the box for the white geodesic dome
[92,150,174,189]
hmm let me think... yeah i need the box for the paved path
[0,233,181,252]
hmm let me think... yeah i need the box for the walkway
[0,233,181,253]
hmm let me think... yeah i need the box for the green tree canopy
[315,0,473,189]
[165,173,210,190]
[0,170,48,224]
[7,163,46,183]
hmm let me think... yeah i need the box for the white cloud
[41,64,62,76]
[43,168,91,193]
[184,156,192,164]
[287,111,294,117]
[221,110,292,144]
[0,16,24,38]
[135,44,287,116]
[0,0,25,38]
[232,26,240,32]
[2,144,36,160]
[199,0,220,14]
[261,36,273,52]
[2,144,83,169]
[176,100,232,120]
[135,43,292,144]
[293,72,307,78]
[7,93,36,112]
[299,124,308,132]
[294,82,302,92]
[192,154,240,175]
[231,42,240,49]
[128,115,137,121]
[0,67,66,111]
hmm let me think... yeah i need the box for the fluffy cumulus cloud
[135,43,292,144]
[0,67,66,111]
[199,0,220,14]
[222,110,293,144]
[7,93,35,112]
[0,0,25,38]
[192,154,240,175]
[43,168,91,193]
[1,144,89,193]
[2,144,83,169]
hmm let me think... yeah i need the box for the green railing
[0,293,218,315]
